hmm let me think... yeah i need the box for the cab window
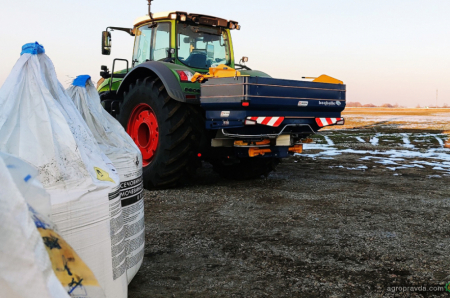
[153,23,171,61]
[133,22,171,66]
[177,25,230,69]
[133,26,153,65]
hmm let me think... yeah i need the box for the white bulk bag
[67,76,145,283]
[0,42,127,298]
[0,152,106,298]
[0,152,69,298]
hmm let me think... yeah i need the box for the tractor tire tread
[118,76,198,189]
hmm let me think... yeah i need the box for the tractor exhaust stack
[147,0,157,28]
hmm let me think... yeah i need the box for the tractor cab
[133,12,237,71]
[101,11,240,78]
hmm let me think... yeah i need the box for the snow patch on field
[435,136,444,147]
[401,133,414,148]
[324,136,335,146]
[370,136,379,146]
[301,133,450,174]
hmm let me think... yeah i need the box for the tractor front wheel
[118,77,198,189]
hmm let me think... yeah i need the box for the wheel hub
[127,103,159,166]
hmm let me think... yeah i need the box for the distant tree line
[420,103,449,108]
[347,102,449,108]
[346,102,405,108]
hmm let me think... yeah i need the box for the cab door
[132,22,171,66]
[152,22,171,61]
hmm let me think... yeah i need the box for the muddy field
[129,110,450,298]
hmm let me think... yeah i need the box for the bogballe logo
[318,101,336,106]
[445,281,450,293]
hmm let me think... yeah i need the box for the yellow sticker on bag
[38,228,100,288]
[94,167,115,183]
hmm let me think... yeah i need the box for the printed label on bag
[109,185,126,280]
[120,174,145,272]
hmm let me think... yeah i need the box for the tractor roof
[133,11,176,26]
[133,11,239,30]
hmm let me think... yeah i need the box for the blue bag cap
[21,42,45,55]
[73,75,92,87]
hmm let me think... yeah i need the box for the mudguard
[117,61,188,103]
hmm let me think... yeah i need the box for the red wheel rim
[127,103,159,166]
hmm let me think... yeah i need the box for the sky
[0,0,449,107]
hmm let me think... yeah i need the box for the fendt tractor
[98,0,346,189]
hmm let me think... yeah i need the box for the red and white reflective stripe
[316,117,342,127]
[246,116,284,127]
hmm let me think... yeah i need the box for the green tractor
[98,1,346,189]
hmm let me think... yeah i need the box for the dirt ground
[129,114,450,297]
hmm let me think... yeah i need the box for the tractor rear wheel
[210,157,280,180]
[118,76,198,189]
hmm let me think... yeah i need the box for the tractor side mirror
[102,31,111,55]
[241,56,249,63]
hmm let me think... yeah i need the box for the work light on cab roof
[133,11,241,30]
